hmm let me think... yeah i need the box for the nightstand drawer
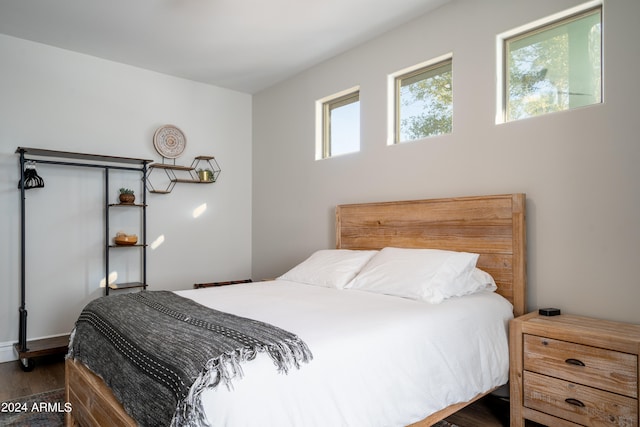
[524,371,638,426]
[524,334,638,397]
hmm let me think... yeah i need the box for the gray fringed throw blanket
[67,291,313,427]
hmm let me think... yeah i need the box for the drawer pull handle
[565,358,585,367]
[565,398,585,408]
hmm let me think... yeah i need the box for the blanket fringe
[66,327,77,359]
[171,337,313,427]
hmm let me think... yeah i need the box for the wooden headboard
[336,194,527,317]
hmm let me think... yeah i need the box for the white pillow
[346,247,480,303]
[277,249,378,289]
[469,267,498,294]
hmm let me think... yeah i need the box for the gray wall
[252,0,640,324]
[0,35,252,361]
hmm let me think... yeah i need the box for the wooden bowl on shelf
[114,234,138,246]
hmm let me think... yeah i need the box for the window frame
[388,54,453,145]
[315,87,360,160]
[497,1,602,123]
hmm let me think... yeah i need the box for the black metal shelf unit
[146,155,221,194]
[15,147,152,371]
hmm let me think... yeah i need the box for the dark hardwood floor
[0,354,65,401]
[1,354,510,426]
[446,396,509,426]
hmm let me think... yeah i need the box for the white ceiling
[0,0,449,94]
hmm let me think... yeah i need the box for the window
[391,56,452,144]
[502,5,602,122]
[316,88,360,159]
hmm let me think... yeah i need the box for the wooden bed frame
[66,193,526,427]
[337,193,527,425]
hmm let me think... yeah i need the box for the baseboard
[0,341,18,363]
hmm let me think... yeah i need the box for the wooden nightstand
[510,311,640,427]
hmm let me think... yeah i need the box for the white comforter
[175,280,512,427]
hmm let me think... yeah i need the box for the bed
[65,193,526,427]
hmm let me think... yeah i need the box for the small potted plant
[119,188,135,204]
[197,168,214,182]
